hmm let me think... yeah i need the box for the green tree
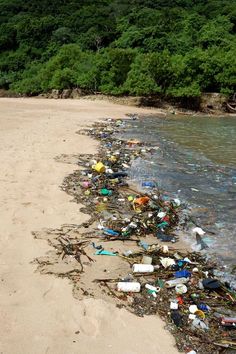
[0,0,235,100]
[52,27,75,45]
[198,16,233,48]
[123,54,161,95]
[98,48,136,94]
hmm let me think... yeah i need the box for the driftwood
[226,93,236,112]
[226,102,236,113]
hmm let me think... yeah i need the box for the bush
[2,0,236,99]
[123,54,161,95]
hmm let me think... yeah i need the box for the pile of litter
[35,118,236,354]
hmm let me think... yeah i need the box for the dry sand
[0,98,179,354]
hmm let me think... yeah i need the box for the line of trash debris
[35,117,236,354]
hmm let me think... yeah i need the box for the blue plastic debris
[139,240,149,250]
[103,228,120,237]
[198,303,209,312]
[142,181,156,188]
[174,269,191,278]
[95,250,117,256]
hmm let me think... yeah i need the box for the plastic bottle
[165,277,188,288]
[145,284,160,292]
[132,264,154,273]
[117,282,141,292]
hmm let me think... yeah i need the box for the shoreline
[1,91,236,117]
[36,116,236,353]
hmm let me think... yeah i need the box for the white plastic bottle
[165,277,188,288]
[132,264,154,273]
[117,282,141,292]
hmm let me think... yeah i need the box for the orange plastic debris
[134,196,150,205]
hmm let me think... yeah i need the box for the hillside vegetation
[0,0,236,98]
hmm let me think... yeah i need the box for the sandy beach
[0,98,178,354]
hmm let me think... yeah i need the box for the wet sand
[0,98,178,354]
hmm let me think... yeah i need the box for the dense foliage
[0,0,236,98]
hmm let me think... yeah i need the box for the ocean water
[119,115,236,284]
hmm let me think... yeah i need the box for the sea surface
[119,115,236,286]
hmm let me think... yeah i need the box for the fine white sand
[0,98,179,354]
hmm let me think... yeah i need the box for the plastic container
[132,264,154,273]
[192,227,205,235]
[175,284,188,294]
[100,188,112,196]
[162,245,169,253]
[128,195,134,202]
[158,211,166,218]
[123,250,133,257]
[160,257,175,268]
[195,310,205,319]
[174,269,191,278]
[170,301,178,310]
[89,159,97,167]
[139,241,149,250]
[198,303,209,312]
[103,228,119,237]
[189,305,198,314]
[142,256,152,265]
[191,318,209,331]
[92,162,106,173]
[221,317,236,327]
[141,181,156,188]
[82,181,91,188]
[109,155,117,162]
[145,284,159,292]
[165,277,188,288]
[117,282,141,292]
[134,196,150,205]
[173,198,181,206]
